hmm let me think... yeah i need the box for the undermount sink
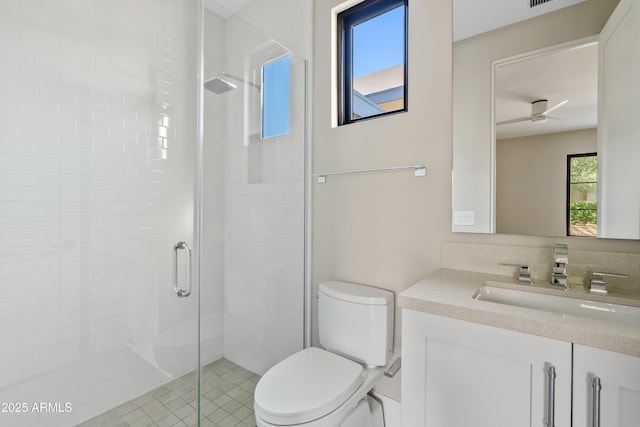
[473,285,640,328]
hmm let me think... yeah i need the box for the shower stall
[0,1,307,426]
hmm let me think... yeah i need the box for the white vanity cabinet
[402,309,572,427]
[572,344,640,427]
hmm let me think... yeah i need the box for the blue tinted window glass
[262,55,291,139]
[353,6,405,78]
[338,0,407,123]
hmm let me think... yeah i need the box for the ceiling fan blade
[497,116,533,126]
[542,99,568,115]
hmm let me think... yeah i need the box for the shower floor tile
[78,359,259,427]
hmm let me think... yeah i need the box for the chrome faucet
[499,263,532,284]
[518,265,532,284]
[551,243,568,288]
[589,272,630,294]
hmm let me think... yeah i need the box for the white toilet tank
[318,281,394,367]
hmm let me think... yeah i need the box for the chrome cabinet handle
[173,241,192,298]
[544,364,556,427]
[591,376,601,427]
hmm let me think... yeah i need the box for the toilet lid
[254,347,366,425]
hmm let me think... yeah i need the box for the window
[567,153,597,237]
[262,54,291,139]
[338,0,407,125]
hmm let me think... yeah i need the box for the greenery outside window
[337,0,408,125]
[567,153,597,237]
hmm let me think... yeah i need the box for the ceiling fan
[497,99,568,125]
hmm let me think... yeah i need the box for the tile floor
[78,359,259,427]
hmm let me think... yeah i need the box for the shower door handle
[173,241,192,298]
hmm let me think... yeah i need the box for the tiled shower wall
[0,1,207,425]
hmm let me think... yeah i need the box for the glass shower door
[0,0,307,425]
[198,3,308,426]
[202,6,307,377]
[0,0,204,426]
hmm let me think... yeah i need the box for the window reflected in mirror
[567,153,597,237]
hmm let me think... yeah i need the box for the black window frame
[566,152,598,237]
[337,0,408,126]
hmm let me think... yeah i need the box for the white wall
[312,0,453,347]
[496,129,596,237]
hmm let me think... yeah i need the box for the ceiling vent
[530,0,554,7]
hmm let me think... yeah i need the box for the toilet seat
[254,347,366,425]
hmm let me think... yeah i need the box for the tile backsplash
[442,241,640,292]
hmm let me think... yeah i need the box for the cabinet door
[573,344,640,427]
[402,310,572,427]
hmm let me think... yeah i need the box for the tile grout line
[78,358,259,427]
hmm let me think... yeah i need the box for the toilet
[254,281,394,426]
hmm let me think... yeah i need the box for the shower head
[204,72,261,95]
[204,76,238,94]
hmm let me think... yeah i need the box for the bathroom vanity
[399,269,640,427]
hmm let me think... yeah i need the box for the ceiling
[454,0,597,140]
[494,42,598,140]
[453,0,588,41]
[208,0,588,35]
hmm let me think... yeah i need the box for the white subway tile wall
[0,0,205,425]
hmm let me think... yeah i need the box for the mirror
[493,38,598,238]
[452,0,640,239]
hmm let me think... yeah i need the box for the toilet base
[255,394,384,427]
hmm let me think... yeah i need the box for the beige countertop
[398,269,640,357]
